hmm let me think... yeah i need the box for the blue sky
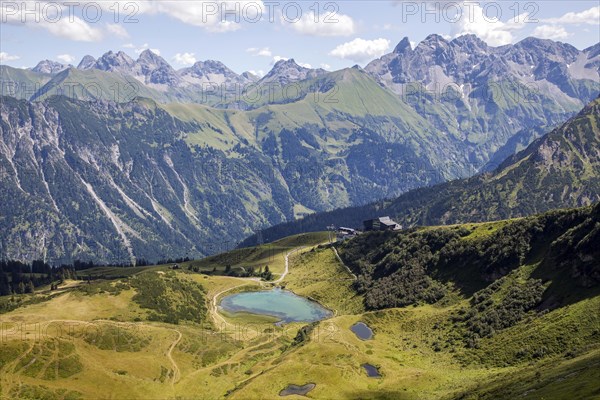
[1,1,599,75]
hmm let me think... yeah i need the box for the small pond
[362,363,381,378]
[219,288,332,323]
[350,322,373,340]
[279,383,316,396]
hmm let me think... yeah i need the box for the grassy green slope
[0,66,53,100]
[31,68,163,102]
[185,231,329,277]
[1,208,599,399]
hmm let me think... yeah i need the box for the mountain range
[0,34,599,263]
[241,95,600,246]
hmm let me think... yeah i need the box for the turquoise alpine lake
[219,288,333,323]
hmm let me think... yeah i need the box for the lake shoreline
[218,286,335,325]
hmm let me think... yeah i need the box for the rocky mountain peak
[393,37,412,54]
[191,60,232,75]
[262,58,326,84]
[241,71,259,82]
[77,55,96,70]
[419,34,449,48]
[512,37,580,63]
[271,58,302,71]
[137,49,166,65]
[94,50,136,72]
[451,34,489,52]
[365,33,599,98]
[31,60,67,74]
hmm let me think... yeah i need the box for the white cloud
[449,3,524,46]
[288,11,356,37]
[329,38,391,62]
[134,43,161,55]
[106,23,129,39]
[57,54,75,63]
[1,2,103,42]
[299,62,312,68]
[248,69,264,77]
[152,1,265,33]
[320,63,331,70]
[0,1,265,40]
[271,55,289,64]
[543,6,599,25]
[47,17,103,41]
[532,25,571,41]
[122,43,135,49]
[246,47,272,57]
[0,52,20,63]
[173,52,197,66]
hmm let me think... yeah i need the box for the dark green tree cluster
[454,278,545,347]
[339,204,599,311]
[0,260,77,296]
[130,272,207,324]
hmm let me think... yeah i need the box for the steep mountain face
[180,60,256,87]
[76,55,96,70]
[2,35,599,261]
[91,50,137,74]
[383,96,600,225]
[366,35,598,95]
[31,60,67,74]
[365,35,600,170]
[84,50,181,87]
[135,50,181,87]
[0,96,293,263]
[0,84,456,263]
[241,97,600,245]
[259,59,326,85]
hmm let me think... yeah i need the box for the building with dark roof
[363,216,402,231]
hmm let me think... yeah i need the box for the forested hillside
[337,202,600,350]
[242,96,600,246]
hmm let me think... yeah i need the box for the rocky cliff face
[366,35,598,92]
[0,92,448,264]
[0,97,292,263]
[365,34,599,170]
[31,60,67,74]
[259,59,326,85]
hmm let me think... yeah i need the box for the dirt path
[273,246,306,283]
[210,245,317,329]
[210,280,260,329]
[331,246,357,280]
[24,319,184,390]
[167,329,182,386]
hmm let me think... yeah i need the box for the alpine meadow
[0,1,599,399]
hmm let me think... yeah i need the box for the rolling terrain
[0,204,599,399]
